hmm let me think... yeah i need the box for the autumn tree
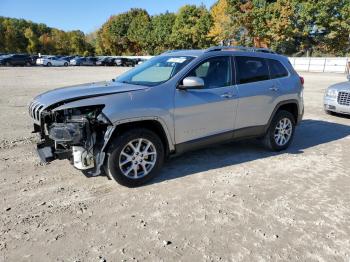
[24,27,40,53]
[208,0,232,45]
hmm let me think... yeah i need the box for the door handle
[269,86,279,92]
[221,93,234,99]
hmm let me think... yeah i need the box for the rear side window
[267,59,288,79]
[236,56,269,84]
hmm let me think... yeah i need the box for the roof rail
[161,49,190,55]
[161,50,176,54]
[205,45,276,54]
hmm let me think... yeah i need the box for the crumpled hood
[32,81,148,109]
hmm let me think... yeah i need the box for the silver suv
[29,46,304,187]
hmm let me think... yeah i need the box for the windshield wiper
[119,80,145,86]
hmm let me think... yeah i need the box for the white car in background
[36,56,69,67]
[324,75,350,115]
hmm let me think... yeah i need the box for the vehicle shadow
[150,119,350,184]
[331,112,350,120]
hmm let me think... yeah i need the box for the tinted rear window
[236,56,269,84]
[267,59,288,79]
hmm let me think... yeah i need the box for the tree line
[0,16,94,56]
[1,0,349,56]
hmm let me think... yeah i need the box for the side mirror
[178,77,204,90]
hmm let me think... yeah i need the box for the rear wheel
[47,62,52,67]
[5,62,11,66]
[105,129,164,187]
[64,62,68,66]
[263,110,295,151]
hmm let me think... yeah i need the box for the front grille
[338,92,350,106]
[29,100,45,122]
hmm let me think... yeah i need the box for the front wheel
[105,129,164,187]
[263,110,295,151]
[64,62,68,66]
[47,62,52,67]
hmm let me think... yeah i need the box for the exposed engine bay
[34,105,113,175]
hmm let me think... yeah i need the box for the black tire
[5,62,11,66]
[26,62,31,66]
[105,128,164,187]
[64,62,68,67]
[47,62,52,67]
[263,110,295,151]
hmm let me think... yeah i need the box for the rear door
[266,58,290,94]
[234,56,278,130]
[174,56,238,144]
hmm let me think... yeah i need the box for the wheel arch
[106,118,174,156]
[267,100,300,129]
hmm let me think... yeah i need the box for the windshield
[115,55,194,86]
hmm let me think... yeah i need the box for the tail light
[299,76,304,85]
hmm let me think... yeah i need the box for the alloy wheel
[274,118,293,146]
[119,138,157,179]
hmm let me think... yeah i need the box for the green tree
[127,9,151,54]
[97,11,133,55]
[148,12,176,54]
[69,30,88,55]
[170,5,214,49]
[294,0,350,56]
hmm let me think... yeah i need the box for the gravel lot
[1,67,350,261]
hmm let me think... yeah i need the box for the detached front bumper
[324,97,350,115]
[37,141,55,163]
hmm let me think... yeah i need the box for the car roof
[160,47,288,62]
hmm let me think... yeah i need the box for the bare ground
[0,67,350,262]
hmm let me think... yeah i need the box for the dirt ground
[1,67,349,262]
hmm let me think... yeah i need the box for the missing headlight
[49,122,85,144]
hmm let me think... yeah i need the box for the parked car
[96,57,116,66]
[115,57,136,67]
[61,56,76,62]
[0,54,34,66]
[30,55,39,64]
[133,58,148,65]
[324,75,350,115]
[36,56,69,66]
[29,46,304,187]
[70,57,96,66]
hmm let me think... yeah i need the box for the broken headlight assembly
[39,105,111,170]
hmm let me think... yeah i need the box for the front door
[174,56,238,144]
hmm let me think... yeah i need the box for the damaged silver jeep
[29,47,304,187]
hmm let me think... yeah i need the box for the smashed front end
[29,101,114,176]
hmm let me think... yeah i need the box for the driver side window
[186,56,231,89]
